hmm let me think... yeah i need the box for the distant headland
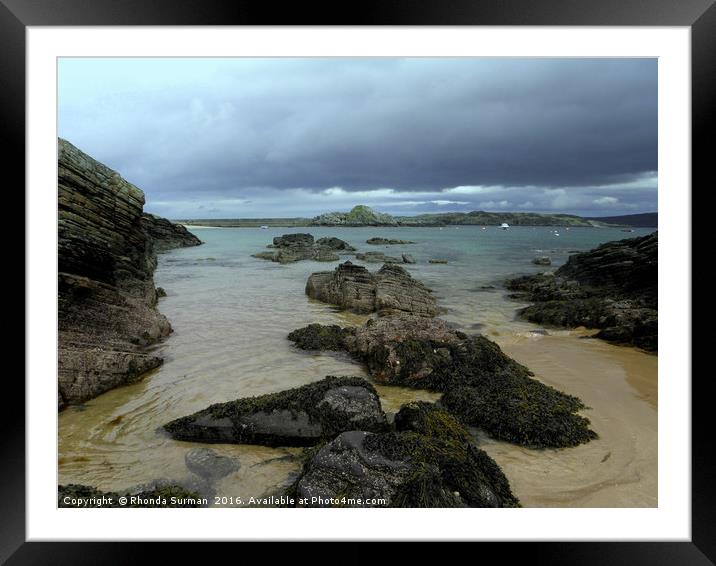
[176,205,657,228]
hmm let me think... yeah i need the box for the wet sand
[481,330,657,507]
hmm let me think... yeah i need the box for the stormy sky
[58,58,657,219]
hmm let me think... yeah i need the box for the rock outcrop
[252,233,354,263]
[288,402,519,507]
[312,205,398,226]
[58,138,202,408]
[289,315,596,448]
[305,261,438,316]
[506,232,657,351]
[141,213,202,252]
[163,376,389,447]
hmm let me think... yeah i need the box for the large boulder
[289,315,597,449]
[305,261,438,316]
[163,376,389,447]
[289,403,519,508]
[506,232,657,351]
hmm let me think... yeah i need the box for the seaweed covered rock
[506,232,657,351]
[289,403,518,508]
[289,316,597,448]
[58,482,204,508]
[287,324,355,351]
[163,376,388,447]
[252,233,353,263]
[305,261,438,316]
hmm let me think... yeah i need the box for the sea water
[58,226,657,507]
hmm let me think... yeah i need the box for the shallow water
[58,225,657,507]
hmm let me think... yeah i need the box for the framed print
[9,0,713,562]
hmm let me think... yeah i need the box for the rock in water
[506,232,657,351]
[305,261,438,316]
[252,233,352,263]
[531,256,551,266]
[355,251,402,263]
[401,254,416,264]
[315,236,356,251]
[163,376,389,447]
[288,315,597,449]
[184,448,241,481]
[58,138,203,408]
[288,403,519,508]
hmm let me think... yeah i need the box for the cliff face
[58,138,201,408]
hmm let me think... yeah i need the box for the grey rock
[184,448,241,481]
[164,376,388,447]
[305,261,438,316]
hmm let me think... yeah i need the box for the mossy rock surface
[288,316,597,449]
[289,402,519,508]
[287,323,354,351]
[163,376,388,447]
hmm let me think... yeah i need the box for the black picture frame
[7,0,711,563]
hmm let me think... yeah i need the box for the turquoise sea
[58,225,657,507]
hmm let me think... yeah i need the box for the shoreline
[485,330,657,507]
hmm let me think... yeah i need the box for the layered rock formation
[288,402,519,508]
[289,315,596,449]
[305,261,439,316]
[58,138,202,408]
[163,376,389,447]
[506,232,657,351]
[252,233,355,263]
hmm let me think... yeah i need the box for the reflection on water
[58,226,657,507]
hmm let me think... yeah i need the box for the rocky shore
[162,378,520,507]
[505,232,657,351]
[58,138,202,409]
[288,315,596,448]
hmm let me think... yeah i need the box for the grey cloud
[59,58,657,217]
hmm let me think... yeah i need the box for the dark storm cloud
[58,58,657,217]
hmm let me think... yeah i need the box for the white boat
[260,225,269,229]
[500,223,509,230]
